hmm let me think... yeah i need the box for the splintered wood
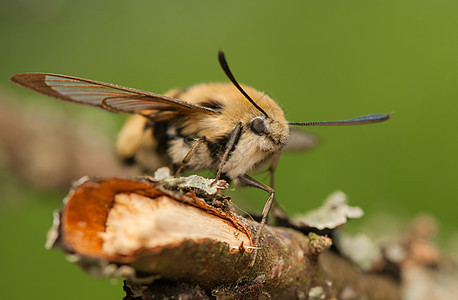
[100,193,250,256]
[53,175,253,265]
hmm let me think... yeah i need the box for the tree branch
[47,170,407,299]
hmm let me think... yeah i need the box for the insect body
[116,82,289,181]
[10,51,390,265]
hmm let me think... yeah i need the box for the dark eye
[250,117,267,135]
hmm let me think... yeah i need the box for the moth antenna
[218,51,269,118]
[288,113,391,126]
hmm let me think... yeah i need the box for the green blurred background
[0,0,457,298]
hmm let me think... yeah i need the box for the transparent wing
[283,127,319,152]
[10,73,220,119]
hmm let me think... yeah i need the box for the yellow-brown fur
[117,83,289,178]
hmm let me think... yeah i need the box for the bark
[46,171,409,299]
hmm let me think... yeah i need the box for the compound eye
[250,117,267,135]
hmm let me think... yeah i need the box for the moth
[11,51,389,264]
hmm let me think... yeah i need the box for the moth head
[249,114,288,139]
[218,51,290,151]
[218,50,390,152]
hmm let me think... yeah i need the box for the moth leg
[237,174,275,267]
[269,152,288,221]
[174,136,207,176]
[212,123,243,183]
[268,151,281,189]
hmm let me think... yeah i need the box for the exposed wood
[47,175,404,299]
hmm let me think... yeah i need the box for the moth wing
[283,127,319,152]
[10,73,220,120]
